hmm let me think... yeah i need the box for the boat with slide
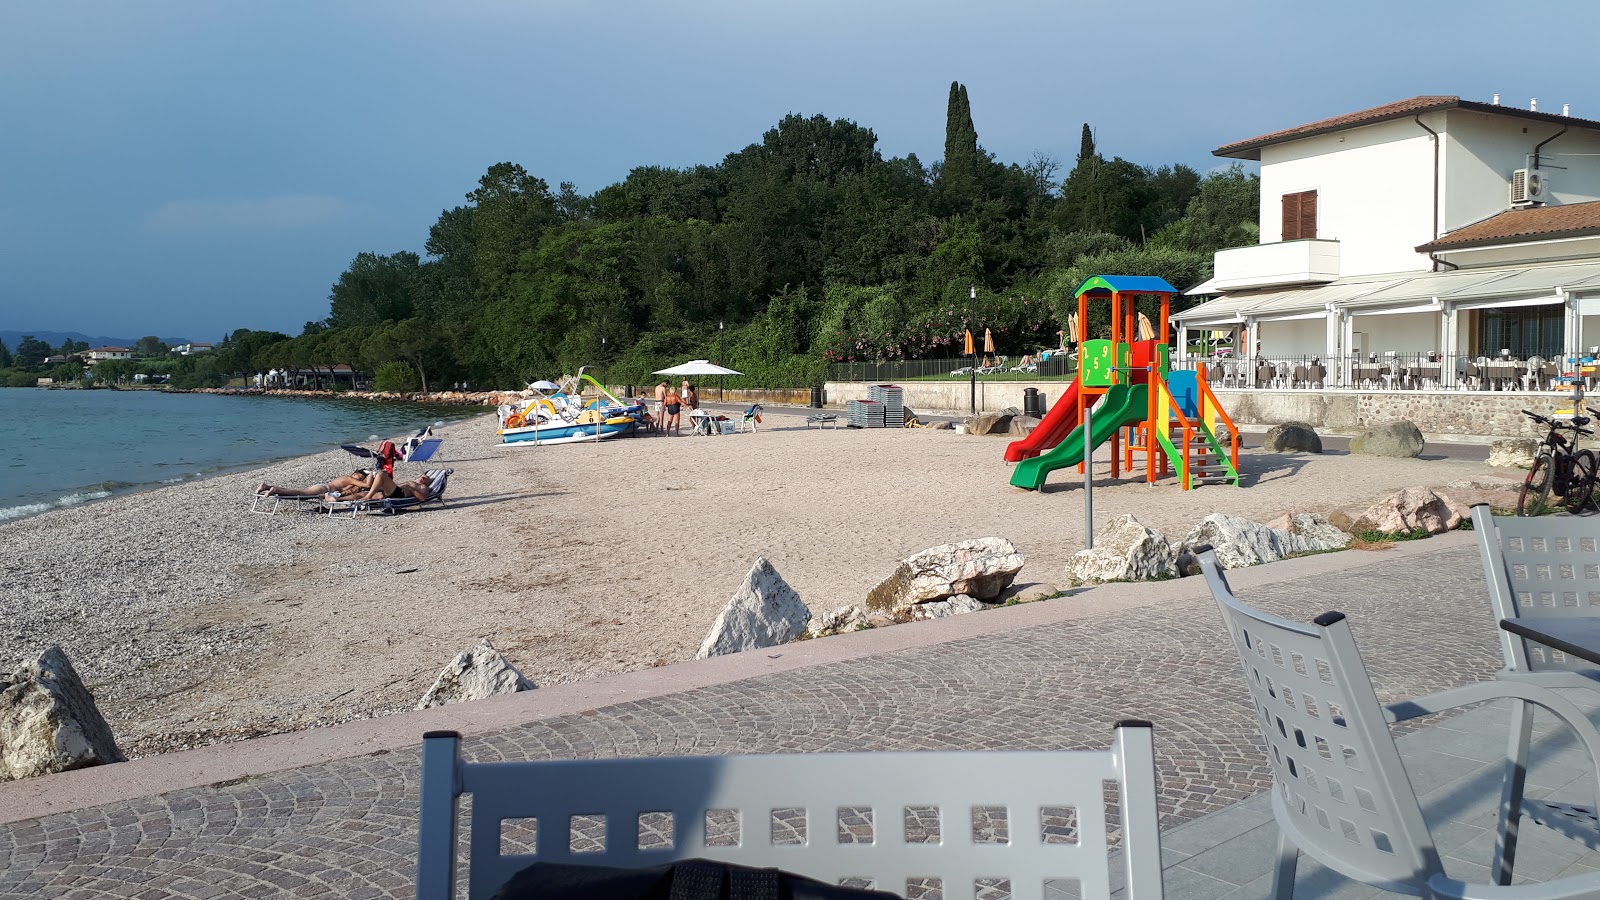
[496,369,646,446]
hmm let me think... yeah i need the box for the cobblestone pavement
[0,542,1504,898]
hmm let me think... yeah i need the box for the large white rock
[696,558,811,659]
[1350,488,1467,536]
[1487,439,1538,469]
[1176,513,1343,574]
[1,646,125,782]
[416,639,536,710]
[911,595,988,620]
[1063,515,1177,584]
[807,605,868,638]
[865,537,1025,614]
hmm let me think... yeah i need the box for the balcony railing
[1183,352,1595,393]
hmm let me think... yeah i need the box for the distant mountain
[0,330,192,351]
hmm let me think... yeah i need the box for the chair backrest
[421,468,452,501]
[1471,503,1600,676]
[407,438,445,464]
[1197,549,1444,893]
[416,724,1165,900]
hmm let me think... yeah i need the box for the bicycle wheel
[1520,455,1555,516]
[1567,450,1599,513]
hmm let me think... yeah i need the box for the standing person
[654,381,669,433]
[684,382,699,413]
[680,379,692,407]
[662,387,683,435]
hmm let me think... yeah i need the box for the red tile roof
[1416,200,1600,252]
[1216,96,1600,159]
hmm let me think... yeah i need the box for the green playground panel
[1080,339,1115,387]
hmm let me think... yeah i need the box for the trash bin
[624,385,634,398]
[810,386,824,409]
[1022,387,1042,419]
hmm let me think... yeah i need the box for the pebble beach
[0,403,1516,759]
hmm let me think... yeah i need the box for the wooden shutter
[1281,190,1318,241]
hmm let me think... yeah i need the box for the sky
[5,0,1600,341]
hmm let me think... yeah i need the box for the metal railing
[828,354,1077,383]
[1184,352,1599,392]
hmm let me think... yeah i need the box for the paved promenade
[0,533,1527,897]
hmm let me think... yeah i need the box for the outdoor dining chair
[1472,503,1600,881]
[1198,546,1600,898]
[416,724,1167,900]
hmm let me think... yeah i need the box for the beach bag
[490,858,898,900]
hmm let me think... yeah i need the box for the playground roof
[1073,275,1179,298]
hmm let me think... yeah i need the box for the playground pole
[1083,404,1094,550]
[969,284,978,413]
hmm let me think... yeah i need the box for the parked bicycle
[1518,408,1598,515]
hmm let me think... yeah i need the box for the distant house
[87,347,132,364]
[174,342,214,355]
[43,355,67,364]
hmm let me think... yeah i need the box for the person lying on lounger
[341,471,432,503]
[256,469,376,498]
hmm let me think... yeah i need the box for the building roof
[91,347,130,352]
[1416,200,1600,252]
[1215,96,1600,160]
[1173,260,1600,325]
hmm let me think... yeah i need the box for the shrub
[372,361,420,392]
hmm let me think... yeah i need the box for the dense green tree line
[3,82,1259,391]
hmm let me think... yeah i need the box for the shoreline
[1,407,1518,763]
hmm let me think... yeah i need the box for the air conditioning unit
[1511,167,1552,205]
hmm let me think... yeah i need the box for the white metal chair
[415,724,1167,900]
[1473,504,1600,881]
[1198,546,1600,898]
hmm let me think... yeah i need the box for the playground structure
[1007,275,1241,491]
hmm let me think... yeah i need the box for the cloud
[142,194,354,236]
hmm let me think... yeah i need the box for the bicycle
[1518,408,1598,516]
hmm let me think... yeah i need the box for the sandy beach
[0,404,1514,758]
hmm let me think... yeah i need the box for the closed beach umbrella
[1067,313,1080,343]
[983,328,995,354]
[1136,312,1156,341]
[963,330,975,356]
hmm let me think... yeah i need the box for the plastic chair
[738,404,763,433]
[415,723,1167,900]
[403,437,445,475]
[1197,546,1600,898]
[1472,503,1600,880]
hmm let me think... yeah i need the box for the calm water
[2,389,483,522]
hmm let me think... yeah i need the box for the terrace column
[1324,307,1340,383]
[1442,302,1459,388]
[1176,324,1189,365]
[1566,290,1581,361]
[1340,311,1356,389]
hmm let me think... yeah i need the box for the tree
[364,318,440,394]
[0,339,10,368]
[14,335,49,367]
[134,335,168,356]
[1151,163,1261,254]
[1077,123,1096,164]
[939,82,981,212]
[328,251,422,327]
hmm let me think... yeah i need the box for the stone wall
[824,380,1068,416]
[1212,389,1550,439]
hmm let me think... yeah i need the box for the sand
[0,403,1514,758]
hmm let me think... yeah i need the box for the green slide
[1010,384,1149,490]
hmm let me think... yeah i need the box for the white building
[86,347,131,363]
[1175,95,1600,388]
[174,342,213,355]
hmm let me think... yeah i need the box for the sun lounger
[807,413,839,429]
[321,468,454,519]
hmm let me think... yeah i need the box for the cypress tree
[941,81,980,210]
[1077,123,1097,164]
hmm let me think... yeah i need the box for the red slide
[1003,380,1081,462]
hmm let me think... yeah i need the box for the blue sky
[4,0,1598,340]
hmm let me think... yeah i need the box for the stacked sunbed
[868,384,904,428]
[846,399,886,428]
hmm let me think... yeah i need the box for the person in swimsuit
[345,471,432,503]
[257,469,375,498]
[654,381,669,432]
[662,390,683,436]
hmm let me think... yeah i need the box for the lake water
[2,389,484,522]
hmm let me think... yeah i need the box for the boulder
[932,421,955,431]
[1264,512,1353,551]
[1063,515,1177,584]
[807,605,868,638]
[1263,421,1322,453]
[999,582,1060,604]
[1349,420,1425,458]
[911,595,988,620]
[417,639,535,710]
[1008,415,1042,436]
[1350,488,1467,536]
[1175,513,1344,575]
[1,646,125,781]
[866,537,1024,614]
[1487,438,1538,469]
[696,558,811,658]
[965,411,1016,435]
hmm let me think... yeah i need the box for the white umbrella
[527,380,560,391]
[652,359,743,376]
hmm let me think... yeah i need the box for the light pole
[718,321,725,400]
[969,284,978,414]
